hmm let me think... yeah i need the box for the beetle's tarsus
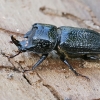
[76,73,90,80]
[60,57,89,80]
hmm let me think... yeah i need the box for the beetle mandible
[10,23,100,79]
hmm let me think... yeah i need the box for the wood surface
[0,0,100,100]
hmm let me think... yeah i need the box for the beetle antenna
[1,50,22,58]
[9,51,22,58]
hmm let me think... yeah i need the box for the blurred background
[0,0,100,34]
[0,0,100,100]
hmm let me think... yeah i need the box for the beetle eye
[32,23,38,29]
[32,26,38,30]
[34,26,38,28]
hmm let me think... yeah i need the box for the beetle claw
[11,35,21,46]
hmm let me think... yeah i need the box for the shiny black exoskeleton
[10,23,100,79]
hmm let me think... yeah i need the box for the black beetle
[10,23,100,79]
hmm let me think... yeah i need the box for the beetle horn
[11,35,21,46]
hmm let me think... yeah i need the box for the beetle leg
[32,54,48,70]
[24,54,48,72]
[82,54,100,61]
[60,57,89,80]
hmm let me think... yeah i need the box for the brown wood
[0,0,100,100]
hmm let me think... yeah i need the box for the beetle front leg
[24,54,48,72]
[32,54,48,70]
[60,56,90,80]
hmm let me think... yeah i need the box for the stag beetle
[10,23,100,79]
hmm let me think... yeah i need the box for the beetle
[9,23,100,79]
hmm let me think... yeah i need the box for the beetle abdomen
[57,26,100,55]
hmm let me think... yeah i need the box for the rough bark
[0,0,100,100]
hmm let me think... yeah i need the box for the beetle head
[11,23,58,54]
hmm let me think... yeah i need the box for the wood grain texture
[0,0,100,100]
